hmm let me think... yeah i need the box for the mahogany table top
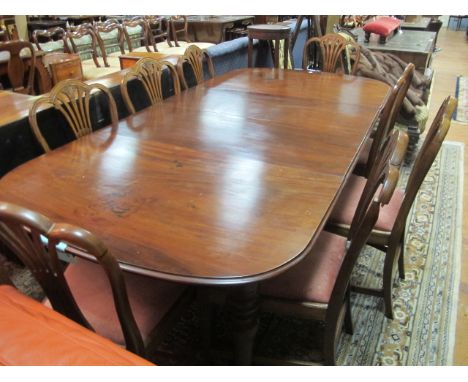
[0,90,38,127]
[0,68,389,285]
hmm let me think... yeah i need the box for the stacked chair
[29,16,215,81]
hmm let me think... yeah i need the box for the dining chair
[0,40,36,95]
[144,16,172,52]
[169,16,191,48]
[355,63,415,178]
[28,79,118,152]
[326,95,458,319]
[66,27,101,68]
[121,57,181,114]
[93,22,126,68]
[0,201,190,358]
[302,33,361,75]
[33,27,67,53]
[176,45,214,90]
[259,129,404,365]
[167,16,214,51]
[122,18,152,53]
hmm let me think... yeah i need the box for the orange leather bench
[0,285,154,366]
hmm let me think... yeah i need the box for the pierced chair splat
[121,57,181,114]
[28,79,119,152]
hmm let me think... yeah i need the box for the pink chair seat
[260,231,347,304]
[63,259,185,346]
[329,174,405,231]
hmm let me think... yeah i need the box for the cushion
[81,62,120,80]
[37,40,65,53]
[260,231,347,304]
[63,258,186,346]
[0,285,153,366]
[329,174,405,231]
[363,17,401,37]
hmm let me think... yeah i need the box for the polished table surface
[0,69,389,285]
[0,90,38,127]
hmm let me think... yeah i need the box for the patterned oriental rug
[0,142,463,366]
[454,76,468,123]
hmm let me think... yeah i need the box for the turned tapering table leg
[228,282,259,365]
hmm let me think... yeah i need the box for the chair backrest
[122,18,150,53]
[0,201,145,356]
[364,63,415,177]
[121,58,181,114]
[145,16,170,51]
[66,27,101,68]
[28,79,118,152]
[327,129,404,322]
[0,40,36,95]
[94,23,126,67]
[33,27,66,46]
[302,33,361,75]
[169,15,190,47]
[177,45,214,89]
[387,96,457,252]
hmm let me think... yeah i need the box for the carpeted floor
[0,142,463,366]
[454,76,468,123]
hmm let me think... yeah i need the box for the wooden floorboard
[428,27,468,365]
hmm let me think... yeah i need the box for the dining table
[0,68,389,364]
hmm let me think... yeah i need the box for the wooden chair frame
[327,96,457,319]
[33,27,67,52]
[144,16,171,52]
[360,63,415,177]
[0,201,145,356]
[121,58,181,114]
[176,45,214,90]
[122,18,151,53]
[28,79,119,153]
[93,23,126,68]
[302,33,361,75]
[169,15,190,47]
[260,130,404,365]
[0,40,36,95]
[66,28,101,68]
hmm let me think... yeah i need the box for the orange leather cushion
[0,285,154,366]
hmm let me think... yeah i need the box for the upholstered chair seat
[260,231,346,304]
[63,259,186,346]
[329,174,405,232]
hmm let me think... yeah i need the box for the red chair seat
[0,285,154,366]
[329,174,405,231]
[363,17,401,37]
[63,259,185,346]
[260,231,347,304]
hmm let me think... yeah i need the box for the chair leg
[323,326,337,366]
[344,289,354,335]
[382,248,396,319]
[398,235,405,280]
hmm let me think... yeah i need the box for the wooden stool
[247,24,291,69]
